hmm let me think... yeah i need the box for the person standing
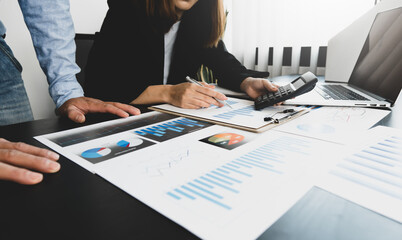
[0,0,141,185]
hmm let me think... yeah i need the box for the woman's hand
[167,82,227,109]
[240,77,279,99]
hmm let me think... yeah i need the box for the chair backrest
[75,33,95,86]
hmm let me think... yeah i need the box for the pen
[185,76,233,109]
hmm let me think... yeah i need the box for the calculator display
[291,78,305,89]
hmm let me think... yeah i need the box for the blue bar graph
[188,182,223,199]
[354,153,394,167]
[239,156,275,167]
[222,165,252,177]
[217,168,231,174]
[237,158,282,173]
[210,99,240,109]
[231,160,253,168]
[194,179,214,189]
[167,191,181,200]
[206,173,234,185]
[362,149,399,161]
[225,99,239,105]
[174,188,195,200]
[181,186,231,210]
[200,176,239,193]
[134,118,211,142]
[48,113,177,147]
[371,145,400,155]
[331,136,402,200]
[251,149,278,159]
[211,170,242,183]
[167,135,312,210]
[226,163,240,169]
[213,106,257,120]
[378,142,399,150]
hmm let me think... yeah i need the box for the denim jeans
[0,37,33,126]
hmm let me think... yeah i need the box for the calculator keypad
[255,86,294,109]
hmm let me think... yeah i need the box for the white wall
[70,0,108,34]
[0,0,108,120]
[224,0,374,76]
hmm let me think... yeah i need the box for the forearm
[130,85,172,105]
[18,0,83,108]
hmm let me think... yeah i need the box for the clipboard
[149,98,310,133]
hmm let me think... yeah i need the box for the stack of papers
[34,101,396,239]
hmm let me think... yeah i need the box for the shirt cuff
[50,81,85,109]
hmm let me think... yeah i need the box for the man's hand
[57,97,141,123]
[0,138,60,185]
[240,77,279,99]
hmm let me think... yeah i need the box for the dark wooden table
[1,77,402,240]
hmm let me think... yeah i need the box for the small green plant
[196,64,218,84]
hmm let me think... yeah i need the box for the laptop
[284,6,402,108]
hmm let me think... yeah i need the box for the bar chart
[317,126,402,224]
[134,118,212,142]
[166,135,313,210]
[213,106,256,121]
[48,113,176,147]
[330,135,402,200]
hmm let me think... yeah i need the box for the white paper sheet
[35,112,213,172]
[316,126,402,223]
[94,127,338,240]
[40,108,397,239]
[274,106,390,144]
[151,97,307,131]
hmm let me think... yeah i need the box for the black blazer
[85,0,268,103]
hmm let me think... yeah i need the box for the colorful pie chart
[81,147,111,159]
[208,133,244,146]
[117,138,144,148]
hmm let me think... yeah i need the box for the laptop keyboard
[316,85,369,100]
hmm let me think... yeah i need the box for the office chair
[75,33,95,86]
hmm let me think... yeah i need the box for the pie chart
[208,133,244,146]
[117,138,143,148]
[81,147,111,158]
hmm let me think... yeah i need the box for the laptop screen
[348,7,402,103]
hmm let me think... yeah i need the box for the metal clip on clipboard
[263,109,301,124]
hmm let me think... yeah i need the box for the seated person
[85,0,278,108]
